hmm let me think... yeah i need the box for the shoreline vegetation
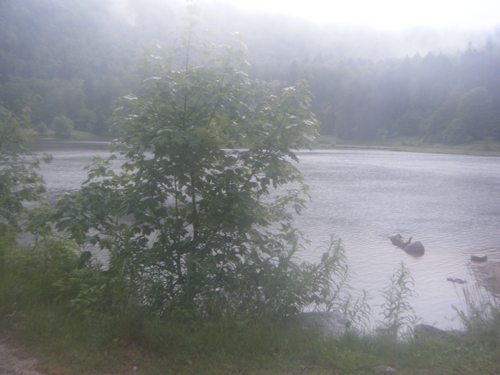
[2,133,499,374]
[0,249,500,375]
[315,135,500,157]
[36,132,500,157]
[3,12,499,370]
[0,277,499,375]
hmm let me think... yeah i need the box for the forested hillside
[1,0,499,143]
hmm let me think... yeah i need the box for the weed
[377,261,419,340]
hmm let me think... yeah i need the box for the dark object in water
[388,234,424,256]
[470,255,488,262]
[404,241,425,256]
[447,277,467,284]
[388,233,406,248]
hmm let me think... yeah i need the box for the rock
[285,311,349,337]
[414,324,467,343]
[404,241,425,256]
[447,277,467,284]
[471,255,487,262]
[373,365,399,374]
[414,324,447,339]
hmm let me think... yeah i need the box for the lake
[31,141,500,330]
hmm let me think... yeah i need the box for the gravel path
[0,341,43,375]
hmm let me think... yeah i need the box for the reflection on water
[294,149,500,329]
[29,140,117,195]
[33,141,500,329]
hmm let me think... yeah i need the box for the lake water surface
[32,141,500,330]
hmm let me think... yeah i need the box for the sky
[205,0,500,30]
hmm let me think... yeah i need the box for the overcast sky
[204,0,500,30]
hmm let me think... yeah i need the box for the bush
[35,121,48,135]
[51,115,74,138]
[0,104,48,233]
[45,14,375,322]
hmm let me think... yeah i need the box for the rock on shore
[285,311,349,337]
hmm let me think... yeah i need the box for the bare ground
[0,340,43,375]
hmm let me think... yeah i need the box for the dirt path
[0,340,43,375]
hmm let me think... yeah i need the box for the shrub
[0,104,49,233]
[377,262,419,339]
[45,13,373,322]
[35,121,48,135]
[51,115,74,138]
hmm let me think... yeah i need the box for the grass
[315,135,500,157]
[36,131,500,157]
[1,242,500,374]
[2,306,500,375]
[37,130,112,142]
[5,131,499,374]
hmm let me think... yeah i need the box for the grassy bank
[1,300,500,375]
[315,136,500,157]
[36,130,112,142]
[1,243,499,375]
[36,132,500,157]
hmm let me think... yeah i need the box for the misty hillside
[1,0,500,143]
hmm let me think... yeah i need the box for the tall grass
[2,237,500,374]
[453,273,500,347]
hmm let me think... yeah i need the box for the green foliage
[443,118,469,145]
[34,121,48,135]
[46,17,357,321]
[0,234,121,320]
[2,238,500,374]
[454,282,500,347]
[456,86,494,141]
[51,115,74,138]
[377,262,419,340]
[0,104,49,233]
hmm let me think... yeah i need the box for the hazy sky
[206,0,500,30]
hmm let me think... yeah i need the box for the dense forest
[1,0,499,144]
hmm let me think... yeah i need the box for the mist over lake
[32,141,500,330]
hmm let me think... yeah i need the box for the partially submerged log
[471,255,488,262]
[404,241,425,256]
[388,234,424,256]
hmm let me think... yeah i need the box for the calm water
[32,141,500,329]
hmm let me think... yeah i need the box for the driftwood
[388,234,424,256]
[471,255,488,262]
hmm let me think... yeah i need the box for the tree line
[1,0,499,144]
[279,43,500,144]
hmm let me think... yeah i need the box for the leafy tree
[51,115,73,138]
[49,17,360,320]
[0,103,48,235]
[456,86,494,141]
[35,121,48,135]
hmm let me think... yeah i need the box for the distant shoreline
[314,136,500,157]
[35,135,500,157]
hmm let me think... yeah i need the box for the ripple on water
[295,149,500,330]
[34,144,500,330]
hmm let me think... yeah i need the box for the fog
[2,0,499,142]
[104,0,499,59]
